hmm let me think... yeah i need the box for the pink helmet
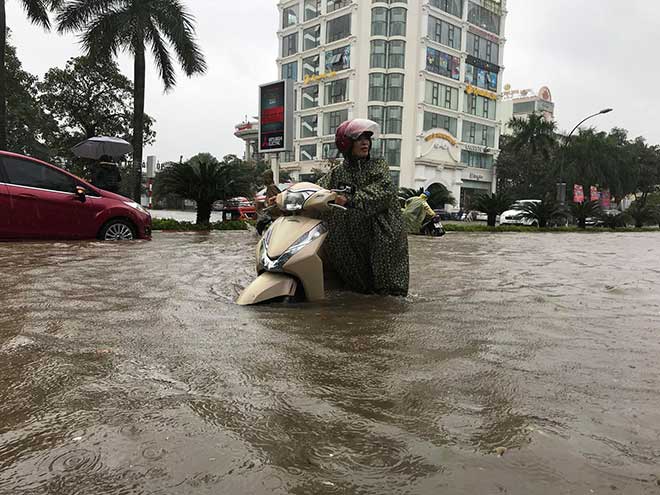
[335,118,381,154]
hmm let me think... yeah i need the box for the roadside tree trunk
[487,213,497,227]
[196,201,212,225]
[132,38,146,203]
[0,3,7,150]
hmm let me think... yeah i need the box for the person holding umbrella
[90,155,122,193]
[71,136,133,193]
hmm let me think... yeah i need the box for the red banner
[590,186,599,202]
[573,184,584,203]
[600,189,611,209]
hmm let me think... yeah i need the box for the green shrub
[152,218,249,231]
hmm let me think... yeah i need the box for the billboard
[258,80,294,153]
[573,184,584,203]
[590,186,600,202]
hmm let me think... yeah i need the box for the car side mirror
[75,186,87,202]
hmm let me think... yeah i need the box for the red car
[0,151,151,241]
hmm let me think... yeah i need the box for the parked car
[0,151,151,241]
[222,197,257,221]
[499,199,542,226]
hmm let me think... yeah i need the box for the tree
[626,201,655,229]
[474,192,512,227]
[4,33,56,159]
[570,200,601,229]
[154,153,253,225]
[58,0,207,202]
[518,199,563,228]
[1,0,61,149]
[38,55,155,178]
[399,183,455,209]
[507,113,558,160]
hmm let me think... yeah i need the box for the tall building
[499,85,555,135]
[276,0,507,209]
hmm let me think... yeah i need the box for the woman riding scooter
[319,119,409,297]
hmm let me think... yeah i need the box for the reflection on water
[1,232,659,494]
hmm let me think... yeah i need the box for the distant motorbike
[420,214,446,237]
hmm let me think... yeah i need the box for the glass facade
[428,0,463,18]
[462,120,496,147]
[282,4,298,28]
[324,109,349,135]
[282,32,298,57]
[467,31,499,64]
[464,93,496,119]
[304,0,321,21]
[424,80,459,110]
[300,114,318,138]
[300,143,318,161]
[461,150,494,169]
[301,85,319,109]
[426,47,460,80]
[325,78,348,105]
[423,111,458,136]
[467,1,501,35]
[465,60,498,91]
[428,16,462,50]
[325,45,351,72]
[281,61,298,81]
[326,14,351,43]
[302,55,319,78]
[303,25,321,51]
[327,0,351,13]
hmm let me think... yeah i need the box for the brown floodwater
[1,231,659,494]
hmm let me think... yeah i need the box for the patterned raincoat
[319,157,409,296]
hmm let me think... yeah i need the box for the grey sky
[6,0,660,162]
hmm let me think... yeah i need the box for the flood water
[1,231,659,494]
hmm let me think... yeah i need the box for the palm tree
[1,0,62,149]
[154,153,252,225]
[626,201,654,229]
[399,183,455,209]
[570,200,601,229]
[507,113,558,160]
[58,0,207,202]
[474,192,512,227]
[519,199,563,228]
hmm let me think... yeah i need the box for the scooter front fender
[236,272,297,306]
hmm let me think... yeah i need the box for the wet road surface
[1,231,659,494]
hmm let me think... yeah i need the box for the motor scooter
[236,182,348,305]
[420,214,446,237]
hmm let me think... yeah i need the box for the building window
[303,25,321,51]
[425,47,460,80]
[371,7,388,36]
[423,111,458,135]
[467,1,501,35]
[368,106,385,130]
[281,61,298,81]
[302,85,319,109]
[429,0,463,18]
[282,32,298,57]
[385,73,404,101]
[389,170,400,188]
[465,62,498,91]
[300,144,318,161]
[384,106,403,134]
[424,80,459,110]
[384,139,402,166]
[467,32,499,64]
[370,40,387,68]
[280,151,295,163]
[322,141,338,159]
[369,73,386,101]
[304,0,321,21]
[462,121,495,147]
[324,109,349,135]
[300,114,318,138]
[389,7,407,36]
[325,45,350,72]
[303,55,320,78]
[463,93,495,119]
[327,0,351,13]
[282,4,298,28]
[326,14,351,43]
[325,78,348,104]
[388,40,405,68]
[428,16,462,50]
[461,150,494,169]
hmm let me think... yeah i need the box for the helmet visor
[343,119,380,140]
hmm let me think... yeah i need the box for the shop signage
[236,123,253,131]
[573,184,584,203]
[303,71,337,85]
[258,79,294,153]
[466,55,500,74]
[539,86,552,102]
[463,143,489,153]
[469,172,485,181]
[590,186,599,202]
[468,25,500,44]
[600,189,611,209]
[424,132,457,146]
[465,84,497,101]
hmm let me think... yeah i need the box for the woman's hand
[335,195,349,206]
[267,196,277,206]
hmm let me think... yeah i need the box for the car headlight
[259,223,327,272]
[282,192,306,211]
[123,201,149,215]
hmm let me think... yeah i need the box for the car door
[0,161,12,238]
[2,155,100,239]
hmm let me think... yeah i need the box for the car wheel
[99,219,136,241]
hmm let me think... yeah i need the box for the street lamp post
[557,108,613,205]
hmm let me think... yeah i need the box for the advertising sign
[258,80,294,153]
[573,184,584,203]
[590,186,599,202]
[600,189,611,209]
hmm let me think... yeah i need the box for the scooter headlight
[260,223,327,272]
[282,192,306,211]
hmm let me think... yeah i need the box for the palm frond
[57,0,113,33]
[21,0,53,29]
[145,24,176,89]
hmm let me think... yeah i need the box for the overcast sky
[6,0,659,162]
